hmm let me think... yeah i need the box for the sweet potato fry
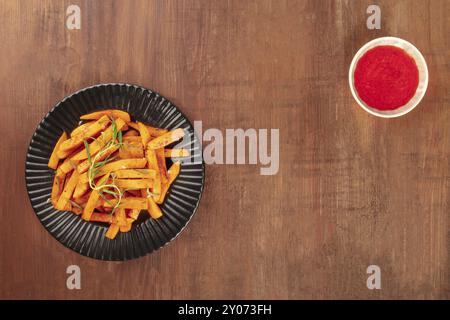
[115,179,153,189]
[147,196,162,219]
[79,158,147,183]
[128,209,140,220]
[70,121,93,137]
[164,148,189,158]
[122,136,141,142]
[156,161,181,204]
[127,122,139,130]
[82,174,110,221]
[126,189,142,197]
[114,169,155,179]
[137,122,151,146]
[76,144,119,174]
[90,212,115,223]
[156,148,168,183]
[119,218,134,232]
[73,180,90,198]
[73,193,90,205]
[56,158,79,176]
[147,128,185,149]
[105,224,120,239]
[55,171,79,210]
[123,129,139,137]
[72,205,83,215]
[51,173,65,207]
[58,115,110,158]
[80,109,131,123]
[115,208,127,227]
[102,197,148,210]
[48,132,68,169]
[146,125,168,137]
[71,118,125,161]
[146,147,161,200]
[119,140,144,159]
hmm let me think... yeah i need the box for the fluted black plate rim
[25,83,205,261]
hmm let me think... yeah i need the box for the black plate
[25,83,205,261]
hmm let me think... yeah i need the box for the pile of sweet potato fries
[48,109,187,239]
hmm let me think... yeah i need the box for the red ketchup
[354,45,419,111]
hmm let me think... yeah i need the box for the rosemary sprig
[83,117,125,213]
[84,140,91,165]
[111,118,118,141]
[69,200,83,210]
[98,191,114,207]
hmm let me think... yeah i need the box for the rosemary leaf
[118,130,123,145]
[84,140,91,165]
[102,188,119,197]
[69,200,83,210]
[111,118,117,142]
[99,192,114,207]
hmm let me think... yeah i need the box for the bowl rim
[348,36,429,118]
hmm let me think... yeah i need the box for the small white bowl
[348,37,428,118]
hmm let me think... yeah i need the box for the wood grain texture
[0,0,449,299]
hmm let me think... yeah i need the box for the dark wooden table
[0,0,448,299]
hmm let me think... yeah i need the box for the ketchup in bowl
[354,45,419,111]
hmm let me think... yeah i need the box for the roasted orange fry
[73,180,90,198]
[106,224,120,239]
[82,174,110,221]
[90,212,116,223]
[122,136,141,142]
[119,218,134,232]
[127,122,139,130]
[55,171,79,210]
[73,193,90,205]
[71,118,125,161]
[56,158,79,176]
[76,144,120,174]
[146,125,168,137]
[147,196,162,219]
[79,158,147,183]
[51,173,65,207]
[102,197,148,210]
[114,169,155,179]
[70,121,94,137]
[137,122,151,146]
[80,109,131,123]
[115,208,127,227]
[156,161,181,204]
[146,147,161,200]
[164,148,189,158]
[127,189,142,197]
[57,115,110,158]
[156,148,169,183]
[72,206,83,215]
[48,132,68,169]
[119,140,144,159]
[123,129,139,137]
[128,209,140,220]
[115,179,153,189]
[147,128,185,149]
